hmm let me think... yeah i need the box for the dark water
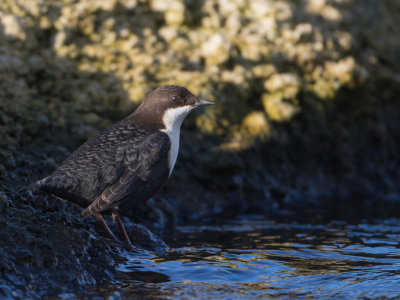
[70,216,400,299]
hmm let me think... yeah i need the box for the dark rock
[1,0,400,297]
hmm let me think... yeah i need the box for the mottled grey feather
[29,119,170,215]
[24,85,208,222]
[81,131,170,217]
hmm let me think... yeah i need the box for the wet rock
[125,222,169,254]
[1,0,400,296]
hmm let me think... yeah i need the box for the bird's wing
[81,131,170,217]
[25,122,148,204]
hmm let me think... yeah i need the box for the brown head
[132,85,214,131]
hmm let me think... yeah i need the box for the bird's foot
[112,211,137,251]
[106,235,138,252]
[123,241,140,252]
[92,212,138,251]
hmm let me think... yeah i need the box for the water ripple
[83,217,400,298]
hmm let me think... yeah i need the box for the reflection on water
[81,216,400,299]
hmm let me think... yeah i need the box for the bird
[24,85,214,248]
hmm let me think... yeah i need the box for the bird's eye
[171,96,176,101]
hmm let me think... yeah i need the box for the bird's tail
[17,179,45,195]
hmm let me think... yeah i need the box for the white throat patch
[160,105,194,176]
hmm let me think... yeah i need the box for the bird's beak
[195,99,215,106]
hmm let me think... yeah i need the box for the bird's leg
[93,213,121,243]
[112,211,133,248]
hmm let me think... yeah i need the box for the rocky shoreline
[1,0,400,297]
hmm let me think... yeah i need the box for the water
[75,216,400,299]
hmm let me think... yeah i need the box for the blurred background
[1,0,400,297]
[1,0,399,221]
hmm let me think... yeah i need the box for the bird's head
[135,85,214,132]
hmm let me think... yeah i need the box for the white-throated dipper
[25,85,214,247]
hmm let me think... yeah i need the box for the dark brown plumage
[25,85,214,247]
